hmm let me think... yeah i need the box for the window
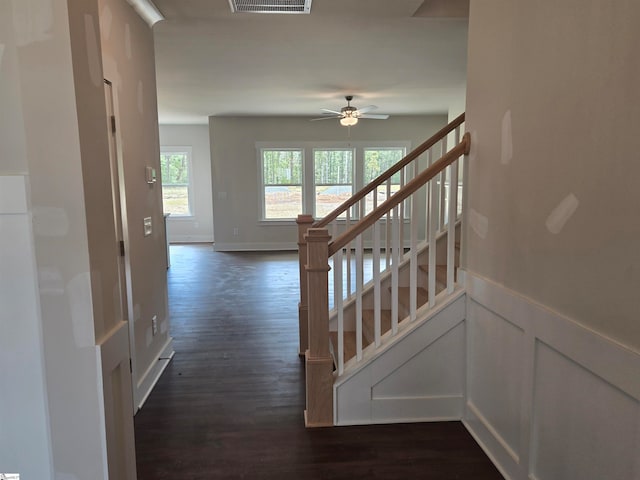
[261,149,303,219]
[363,148,406,215]
[160,147,193,216]
[313,149,354,218]
[257,142,409,222]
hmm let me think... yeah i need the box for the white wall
[463,0,640,477]
[209,115,447,251]
[159,124,214,243]
[0,0,113,477]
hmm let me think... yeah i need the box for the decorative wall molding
[334,294,466,425]
[0,175,54,478]
[463,271,640,480]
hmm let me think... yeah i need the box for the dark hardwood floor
[134,244,503,479]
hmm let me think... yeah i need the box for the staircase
[329,248,457,366]
[297,114,469,427]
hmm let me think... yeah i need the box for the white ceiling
[152,0,469,124]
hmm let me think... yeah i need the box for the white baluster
[447,159,458,294]
[391,205,400,335]
[440,137,448,231]
[425,149,432,246]
[455,126,462,219]
[334,247,344,375]
[410,192,418,322]
[345,209,352,298]
[385,178,392,269]
[355,235,363,361]
[399,167,405,260]
[373,219,381,347]
[428,162,440,308]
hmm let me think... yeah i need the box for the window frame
[160,146,194,218]
[258,147,305,221]
[256,141,411,223]
[312,147,356,219]
[362,146,409,217]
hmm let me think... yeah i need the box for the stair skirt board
[334,292,466,426]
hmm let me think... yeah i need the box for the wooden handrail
[328,132,470,256]
[313,112,466,229]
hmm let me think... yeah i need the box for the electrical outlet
[152,315,158,336]
[233,227,239,236]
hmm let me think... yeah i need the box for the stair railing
[300,120,470,427]
[297,113,465,356]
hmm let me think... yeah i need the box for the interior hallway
[134,244,502,479]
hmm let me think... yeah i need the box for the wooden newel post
[296,214,314,356]
[304,227,333,427]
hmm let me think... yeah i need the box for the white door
[100,79,137,480]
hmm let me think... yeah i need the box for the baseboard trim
[135,337,175,412]
[462,418,515,480]
[467,400,519,463]
[167,234,213,243]
[213,242,298,252]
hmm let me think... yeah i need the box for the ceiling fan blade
[310,116,341,121]
[321,108,343,115]
[359,114,390,120]
[355,105,378,114]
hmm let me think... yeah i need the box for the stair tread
[362,309,392,344]
[329,331,357,364]
[417,264,447,274]
[397,286,429,308]
[418,264,457,283]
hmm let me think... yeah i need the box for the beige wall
[159,124,214,243]
[464,0,640,350]
[209,115,447,250]
[99,0,171,397]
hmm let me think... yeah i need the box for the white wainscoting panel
[464,271,640,480]
[0,175,54,479]
[334,293,466,426]
[531,342,638,480]
[467,301,524,461]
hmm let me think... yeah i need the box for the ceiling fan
[311,95,389,126]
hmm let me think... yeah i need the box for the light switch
[143,217,152,236]
[146,166,157,184]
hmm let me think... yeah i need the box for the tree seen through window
[160,149,192,216]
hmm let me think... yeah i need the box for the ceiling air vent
[228,0,312,14]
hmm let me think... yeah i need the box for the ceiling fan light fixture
[340,116,358,127]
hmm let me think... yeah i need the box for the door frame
[104,79,138,413]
